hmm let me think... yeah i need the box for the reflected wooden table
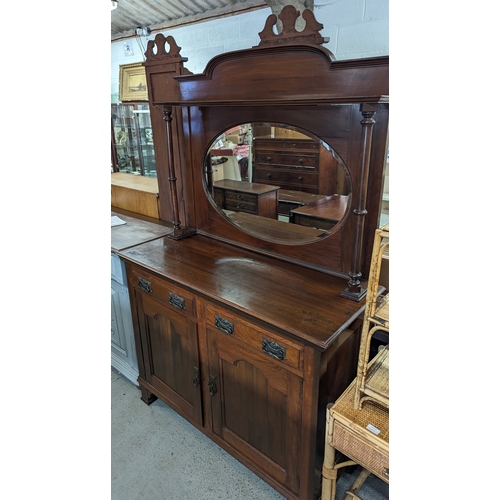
[290,195,349,231]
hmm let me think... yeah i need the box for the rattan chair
[353,225,389,411]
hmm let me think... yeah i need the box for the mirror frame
[202,122,353,245]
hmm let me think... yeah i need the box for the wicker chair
[353,225,389,411]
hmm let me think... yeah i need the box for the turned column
[163,105,196,240]
[342,103,378,301]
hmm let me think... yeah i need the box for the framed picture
[119,63,148,102]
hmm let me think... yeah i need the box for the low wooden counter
[111,208,173,253]
[111,172,160,219]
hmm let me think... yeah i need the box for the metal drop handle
[209,376,217,396]
[138,278,152,293]
[193,367,200,387]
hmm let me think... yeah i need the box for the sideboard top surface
[118,233,365,349]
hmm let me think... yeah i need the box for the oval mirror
[203,123,351,245]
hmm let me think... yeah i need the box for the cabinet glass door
[111,103,157,177]
[134,105,156,177]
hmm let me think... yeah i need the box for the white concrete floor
[111,368,389,500]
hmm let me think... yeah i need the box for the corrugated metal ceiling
[111,0,269,41]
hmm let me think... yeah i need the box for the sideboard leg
[139,384,157,405]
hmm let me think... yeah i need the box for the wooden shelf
[363,346,389,407]
[371,293,389,327]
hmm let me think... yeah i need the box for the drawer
[255,152,317,169]
[225,201,258,214]
[254,139,319,151]
[253,168,318,189]
[128,266,197,317]
[205,303,304,373]
[224,191,257,204]
[332,421,389,483]
[224,191,258,213]
[225,199,258,214]
[291,213,339,231]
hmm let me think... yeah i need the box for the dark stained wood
[257,5,330,49]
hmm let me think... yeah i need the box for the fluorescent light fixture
[111,0,118,10]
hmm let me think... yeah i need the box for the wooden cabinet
[111,253,138,385]
[253,138,336,198]
[111,173,160,219]
[120,233,366,500]
[111,209,173,385]
[213,179,279,218]
[253,138,320,193]
[111,103,156,177]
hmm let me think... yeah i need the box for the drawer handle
[298,176,303,181]
[169,292,185,310]
[237,195,244,200]
[262,338,287,361]
[215,315,234,335]
[193,367,200,388]
[267,173,272,178]
[266,156,272,161]
[382,468,389,479]
[209,375,217,396]
[298,158,304,164]
[138,278,152,293]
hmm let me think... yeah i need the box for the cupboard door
[207,327,303,495]
[136,291,203,425]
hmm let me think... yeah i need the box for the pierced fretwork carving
[257,6,331,51]
[144,34,187,64]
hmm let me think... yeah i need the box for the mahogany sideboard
[115,5,388,500]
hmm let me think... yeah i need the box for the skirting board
[111,353,139,386]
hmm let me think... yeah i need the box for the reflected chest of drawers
[213,179,279,218]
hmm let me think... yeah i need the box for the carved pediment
[257,5,332,57]
[144,34,189,66]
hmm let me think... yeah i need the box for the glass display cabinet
[111,103,157,177]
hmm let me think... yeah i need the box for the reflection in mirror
[204,123,351,245]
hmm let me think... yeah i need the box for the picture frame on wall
[119,63,148,102]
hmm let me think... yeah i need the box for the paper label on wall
[366,423,381,435]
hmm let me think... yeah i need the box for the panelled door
[135,291,203,425]
[207,325,304,495]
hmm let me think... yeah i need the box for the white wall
[111,0,388,101]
